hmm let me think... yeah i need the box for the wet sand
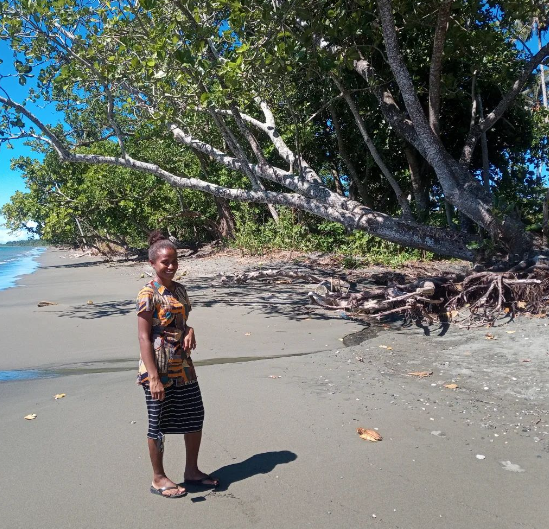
[0,249,548,528]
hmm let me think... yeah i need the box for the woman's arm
[138,311,165,401]
[183,324,196,353]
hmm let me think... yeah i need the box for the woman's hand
[183,326,196,353]
[149,377,165,401]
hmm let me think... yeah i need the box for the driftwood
[37,301,58,307]
[220,257,549,326]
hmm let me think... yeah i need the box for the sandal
[150,485,187,498]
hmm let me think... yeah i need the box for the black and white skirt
[143,381,204,439]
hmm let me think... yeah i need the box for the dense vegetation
[0,239,44,247]
[0,1,548,262]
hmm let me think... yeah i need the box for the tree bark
[375,0,532,257]
[404,146,429,222]
[428,0,454,137]
[536,19,548,111]
[477,95,491,191]
[214,196,236,239]
[207,109,279,223]
[332,77,414,220]
[331,167,345,196]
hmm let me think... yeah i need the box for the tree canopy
[1,0,548,260]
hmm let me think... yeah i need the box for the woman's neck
[154,276,174,289]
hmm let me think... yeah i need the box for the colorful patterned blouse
[136,280,197,387]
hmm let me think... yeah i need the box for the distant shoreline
[0,246,48,291]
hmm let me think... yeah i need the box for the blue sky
[0,41,58,242]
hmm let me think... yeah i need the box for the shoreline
[0,246,361,372]
[0,245,48,291]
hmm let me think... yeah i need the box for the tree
[0,0,548,261]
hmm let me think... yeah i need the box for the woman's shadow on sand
[184,450,297,496]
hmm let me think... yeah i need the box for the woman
[136,231,218,498]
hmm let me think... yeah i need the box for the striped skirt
[143,381,204,439]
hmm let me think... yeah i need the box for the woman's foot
[183,470,219,487]
[151,477,187,498]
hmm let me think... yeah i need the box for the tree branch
[461,40,549,165]
[105,85,126,157]
[353,58,426,158]
[428,0,453,137]
[328,102,372,207]
[331,76,413,220]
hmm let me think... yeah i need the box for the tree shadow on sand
[57,299,134,319]
[183,450,297,495]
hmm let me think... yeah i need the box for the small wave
[0,247,47,291]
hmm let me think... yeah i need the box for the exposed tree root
[221,269,326,285]
[220,256,549,326]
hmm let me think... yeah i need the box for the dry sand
[0,248,548,529]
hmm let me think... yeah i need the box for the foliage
[232,207,431,266]
[1,140,225,249]
[0,238,44,246]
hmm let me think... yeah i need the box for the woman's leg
[183,431,218,485]
[144,381,185,497]
[148,436,187,496]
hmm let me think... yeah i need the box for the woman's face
[151,247,178,283]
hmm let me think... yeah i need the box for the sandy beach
[1,248,548,529]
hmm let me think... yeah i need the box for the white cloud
[0,215,29,244]
[0,227,27,244]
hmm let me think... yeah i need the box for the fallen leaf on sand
[506,330,516,334]
[268,375,281,379]
[444,383,459,389]
[379,345,393,350]
[504,307,510,313]
[244,332,251,336]
[37,301,57,307]
[54,393,66,400]
[485,333,496,340]
[408,371,433,378]
[86,300,94,305]
[522,359,531,363]
[517,301,527,309]
[356,356,364,362]
[24,414,37,420]
[357,428,382,442]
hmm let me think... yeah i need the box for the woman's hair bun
[148,230,167,247]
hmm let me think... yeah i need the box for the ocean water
[0,246,46,291]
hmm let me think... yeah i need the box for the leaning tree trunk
[404,147,430,222]
[214,196,236,239]
[375,0,533,259]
